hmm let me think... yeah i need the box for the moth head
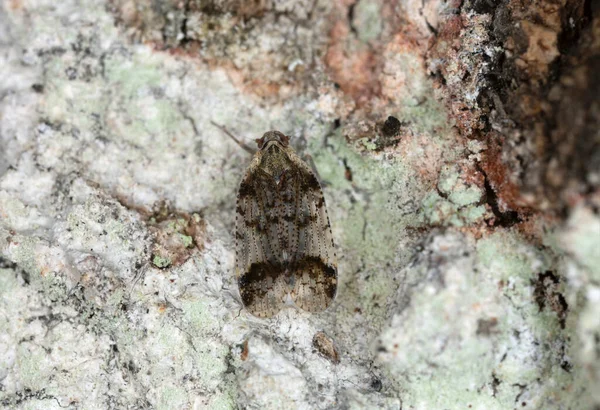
[256,131,290,150]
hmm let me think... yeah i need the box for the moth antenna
[301,153,322,181]
[210,121,257,155]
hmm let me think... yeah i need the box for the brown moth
[232,130,337,318]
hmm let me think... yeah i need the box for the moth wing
[284,155,338,312]
[235,166,287,318]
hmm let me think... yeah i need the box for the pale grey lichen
[378,230,585,408]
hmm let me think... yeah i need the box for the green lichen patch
[309,130,428,320]
[555,206,600,279]
[353,0,383,43]
[418,163,487,227]
[104,53,164,99]
[207,390,237,410]
[182,299,221,336]
[157,386,188,410]
[193,342,229,391]
[152,255,172,269]
[419,191,488,227]
[59,194,149,278]
[379,230,585,409]
[149,209,206,270]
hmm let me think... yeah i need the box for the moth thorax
[261,149,290,183]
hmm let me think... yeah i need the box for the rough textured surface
[0,0,598,409]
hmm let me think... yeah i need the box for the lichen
[378,230,587,409]
[353,0,383,43]
[152,255,171,268]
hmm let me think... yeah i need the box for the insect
[215,124,338,318]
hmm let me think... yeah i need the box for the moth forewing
[233,130,337,318]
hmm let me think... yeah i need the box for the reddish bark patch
[240,339,249,361]
[325,20,381,107]
[8,0,22,10]
[313,331,340,364]
[480,136,524,213]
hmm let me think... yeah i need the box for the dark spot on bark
[532,271,568,329]
[491,372,501,397]
[561,359,572,373]
[382,116,401,137]
[370,377,382,392]
[476,317,499,336]
[347,2,358,36]
[476,164,521,227]
[469,0,500,15]
[126,360,139,373]
[343,158,353,181]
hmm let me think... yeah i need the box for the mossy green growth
[477,230,571,337]
[183,299,220,335]
[152,255,172,268]
[157,386,188,410]
[42,59,111,130]
[476,231,543,280]
[310,132,421,268]
[386,55,451,136]
[17,344,52,391]
[4,234,40,280]
[207,391,237,410]
[179,233,194,248]
[420,191,487,227]
[104,53,164,99]
[358,137,378,151]
[193,343,229,390]
[353,0,383,43]
[437,166,460,194]
[384,229,586,409]
[461,204,486,223]
[309,131,426,316]
[0,268,18,296]
[448,185,482,207]
[438,164,483,207]
[547,207,600,278]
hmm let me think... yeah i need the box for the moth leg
[211,121,257,155]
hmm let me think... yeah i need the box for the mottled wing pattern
[235,145,337,317]
[283,154,337,312]
[235,165,287,318]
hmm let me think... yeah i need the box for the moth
[216,124,337,317]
